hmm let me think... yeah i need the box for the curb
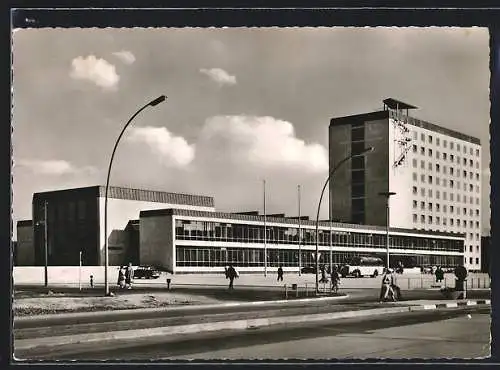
[15,299,490,354]
[14,294,349,324]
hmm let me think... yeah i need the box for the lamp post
[379,191,396,271]
[104,95,167,296]
[315,147,374,294]
[44,201,48,288]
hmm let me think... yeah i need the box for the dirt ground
[13,291,235,317]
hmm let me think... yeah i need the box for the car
[133,266,161,279]
[300,266,316,274]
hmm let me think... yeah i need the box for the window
[463,145,467,154]
[428,135,433,144]
[476,198,480,205]
[469,184,474,191]
[413,172,417,181]
[412,186,417,194]
[420,174,426,183]
[463,207,467,215]
[469,159,473,167]
[443,192,447,200]
[450,154,454,162]
[413,131,418,140]
[476,161,479,169]
[436,178,440,186]
[450,193,454,201]
[421,133,425,142]
[413,214,417,222]
[476,258,479,265]
[412,159,417,168]
[413,144,417,153]
[457,144,461,152]
[428,175,433,184]
[476,209,480,216]
[436,189,440,198]
[421,147,425,155]
[421,215,425,223]
[428,202,433,211]
[450,219,454,226]
[469,245,473,253]
[463,170,467,178]
[450,179,454,188]
[443,218,447,226]
[421,160,425,169]
[436,164,440,172]
[476,246,479,253]
[450,205,454,213]
[450,142,454,150]
[436,151,440,160]
[428,215,433,224]
[420,201,425,210]
[428,189,433,197]
[444,140,448,148]
[450,167,454,175]
[443,165,447,174]
[436,138,440,146]
[470,147,473,155]
[469,172,473,180]
[469,257,473,264]
[436,204,440,212]
[457,194,460,202]
[420,188,425,196]
[463,158,467,165]
[428,162,432,171]
[476,173,479,181]
[476,149,480,156]
[443,153,447,160]
[436,217,440,225]
[428,148,433,157]
[413,200,417,209]
[443,205,447,213]
[476,221,480,228]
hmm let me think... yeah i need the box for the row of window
[412,201,480,217]
[412,187,481,205]
[174,220,464,252]
[468,257,480,265]
[413,174,480,193]
[413,170,480,184]
[467,245,480,253]
[411,159,481,179]
[175,246,463,268]
[413,131,480,157]
[412,214,480,229]
[412,146,480,168]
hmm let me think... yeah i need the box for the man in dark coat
[277,265,284,281]
[227,265,238,290]
[125,262,134,289]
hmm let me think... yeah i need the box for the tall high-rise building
[329,98,482,270]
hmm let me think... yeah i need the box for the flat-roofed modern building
[139,208,465,274]
[31,186,215,266]
[329,98,482,270]
[15,220,34,266]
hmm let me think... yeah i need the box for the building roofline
[32,185,215,208]
[140,208,464,239]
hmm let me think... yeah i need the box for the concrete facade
[329,100,482,270]
[16,220,34,266]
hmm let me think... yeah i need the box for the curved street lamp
[104,95,167,296]
[315,146,374,294]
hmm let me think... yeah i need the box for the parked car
[133,266,161,279]
[300,266,316,274]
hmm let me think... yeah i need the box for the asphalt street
[37,306,490,361]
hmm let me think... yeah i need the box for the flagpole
[263,180,267,277]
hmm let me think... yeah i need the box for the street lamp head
[379,191,397,197]
[352,146,375,158]
[149,95,167,107]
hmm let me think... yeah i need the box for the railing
[393,275,491,290]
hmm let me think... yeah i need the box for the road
[47,306,490,360]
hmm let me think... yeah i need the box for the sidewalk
[14,297,491,359]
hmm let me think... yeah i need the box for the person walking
[125,262,134,290]
[379,269,395,302]
[117,266,126,289]
[227,265,238,290]
[331,265,340,293]
[435,266,444,283]
[277,265,284,282]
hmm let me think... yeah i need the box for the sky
[11,27,491,238]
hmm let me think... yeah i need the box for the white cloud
[70,55,119,90]
[112,50,136,65]
[199,115,328,172]
[199,68,237,86]
[15,159,97,176]
[126,126,195,167]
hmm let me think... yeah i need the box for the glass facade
[174,219,463,268]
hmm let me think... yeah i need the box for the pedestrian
[90,275,94,288]
[117,266,126,289]
[437,266,445,283]
[277,265,284,282]
[379,269,395,302]
[331,265,340,293]
[226,265,237,290]
[320,265,328,283]
[125,262,134,290]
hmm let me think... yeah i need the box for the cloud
[70,55,119,90]
[112,50,136,65]
[199,115,328,173]
[126,126,195,167]
[199,68,237,86]
[15,159,97,176]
